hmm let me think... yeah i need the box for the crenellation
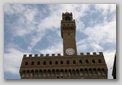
[99,52,103,55]
[80,52,103,56]
[35,54,38,57]
[93,52,97,55]
[23,54,27,58]
[40,54,43,57]
[52,54,55,56]
[87,52,90,55]
[29,54,32,57]
[80,53,84,56]
[57,54,61,56]
[46,54,49,57]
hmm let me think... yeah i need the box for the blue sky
[4,4,116,79]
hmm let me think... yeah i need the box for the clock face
[65,48,75,55]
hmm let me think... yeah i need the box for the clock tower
[61,12,77,56]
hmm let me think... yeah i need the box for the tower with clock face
[61,12,77,56]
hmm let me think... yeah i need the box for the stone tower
[61,12,77,56]
[20,12,108,79]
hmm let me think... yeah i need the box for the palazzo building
[19,12,108,79]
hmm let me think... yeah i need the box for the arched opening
[55,61,58,65]
[35,70,38,77]
[25,62,28,65]
[93,68,97,75]
[73,60,76,64]
[60,61,63,64]
[30,70,34,77]
[60,69,64,77]
[39,70,42,78]
[67,60,70,64]
[88,69,92,76]
[98,68,101,75]
[56,69,60,77]
[79,60,82,64]
[52,69,55,77]
[84,69,88,76]
[72,69,75,76]
[31,61,34,65]
[49,61,52,65]
[43,69,47,77]
[26,70,30,77]
[43,61,46,65]
[47,69,51,77]
[92,59,95,63]
[65,69,68,76]
[80,69,83,76]
[22,70,26,78]
[101,68,106,76]
[98,59,102,63]
[76,69,80,77]
[86,60,89,63]
[37,61,40,65]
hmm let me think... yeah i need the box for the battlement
[62,12,72,15]
[23,53,62,58]
[80,52,103,56]
[23,52,103,58]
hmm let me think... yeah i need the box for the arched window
[52,69,55,76]
[43,61,46,65]
[39,70,42,78]
[47,70,51,76]
[60,69,64,76]
[43,70,47,77]
[76,69,80,77]
[86,60,89,63]
[92,59,95,63]
[67,60,70,64]
[98,68,101,75]
[60,61,63,64]
[30,70,34,77]
[93,68,97,75]
[72,69,75,76]
[55,61,58,64]
[80,69,83,76]
[84,69,88,76]
[98,59,102,63]
[89,69,92,76]
[31,61,34,65]
[37,61,40,65]
[102,68,106,75]
[79,60,82,64]
[73,60,76,64]
[35,70,38,77]
[49,61,52,65]
[25,62,28,65]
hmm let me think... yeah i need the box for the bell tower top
[61,12,76,38]
[62,12,73,21]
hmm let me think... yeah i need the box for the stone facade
[19,12,108,79]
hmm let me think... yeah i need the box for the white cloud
[4,4,39,37]
[4,4,26,15]
[83,19,116,45]
[40,43,63,55]
[95,4,116,15]
[4,48,25,74]
[27,31,46,52]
